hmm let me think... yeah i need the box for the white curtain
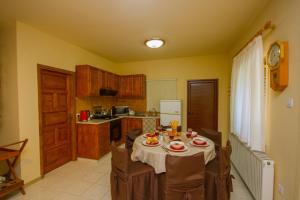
[230,36,265,151]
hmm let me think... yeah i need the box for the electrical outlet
[278,184,284,195]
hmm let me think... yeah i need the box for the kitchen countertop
[76,115,160,125]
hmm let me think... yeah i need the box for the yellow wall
[15,22,117,183]
[0,21,19,145]
[230,0,300,199]
[116,55,231,144]
[0,21,19,173]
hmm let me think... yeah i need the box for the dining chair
[198,128,222,148]
[205,140,234,200]
[110,142,156,200]
[125,128,143,151]
[158,152,205,200]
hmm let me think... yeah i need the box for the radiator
[229,133,274,200]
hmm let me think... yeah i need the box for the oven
[110,119,122,143]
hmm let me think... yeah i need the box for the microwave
[112,106,129,116]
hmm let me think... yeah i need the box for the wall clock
[266,41,289,91]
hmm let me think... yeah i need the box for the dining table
[131,132,216,174]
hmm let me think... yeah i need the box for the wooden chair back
[164,152,205,200]
[111,142,129,173]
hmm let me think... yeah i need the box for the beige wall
[0,21,19,145]
[0,21,19,173]
[231,0,300,199]
[15,22,117,183]
[116,55,231,144]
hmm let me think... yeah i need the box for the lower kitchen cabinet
[121,118,143,142]
[77,123,110,160]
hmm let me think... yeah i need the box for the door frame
[187,79,219,131]
[37,64,76,176]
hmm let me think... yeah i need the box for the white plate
[142,140,161,147]
[166,144,188,152]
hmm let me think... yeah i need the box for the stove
[93,114,119,120]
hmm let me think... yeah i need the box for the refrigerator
[160,100,182,126]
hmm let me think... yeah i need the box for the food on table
[146,136,159,145]
[170,141,184,150]
[146,132,156,137]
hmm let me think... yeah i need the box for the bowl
[170,141,185,150]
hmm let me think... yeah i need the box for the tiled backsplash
[76,97,146,113]
[116,98,146,113]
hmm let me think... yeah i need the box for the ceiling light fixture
[145,38,165,48]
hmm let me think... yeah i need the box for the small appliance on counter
[111,106,129,116]
[79,110,90,121]
[92,106,118,120]
[129,109,135,116]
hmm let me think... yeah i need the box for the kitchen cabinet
[76,65,102,97]
[119,75,133,97]
[119,75,146,98]
[77,123,110,160]
[104,72,119,91]
[122,118,143,139]
[76,65,145,98]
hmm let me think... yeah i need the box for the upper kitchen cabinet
[119,75,133,97]
[103,72,119,91]
[119,74,146,98]
[76,64,145,98]
[76,65,101,97]
[133,74,146,97]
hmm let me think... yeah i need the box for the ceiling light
[145,38,165,48]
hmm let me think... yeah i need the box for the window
[230,36,265,151]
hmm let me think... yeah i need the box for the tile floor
[4,153,253,200]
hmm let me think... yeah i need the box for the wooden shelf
[0,178,24,198]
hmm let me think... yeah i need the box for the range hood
[99,88,118,96]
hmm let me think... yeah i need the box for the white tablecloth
[131,134,216,174]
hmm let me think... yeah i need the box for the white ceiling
[0,0,270,62]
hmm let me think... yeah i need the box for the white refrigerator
[160,100,182,126]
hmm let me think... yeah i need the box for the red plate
[190,140,209,147]
[142,140,161,147]
[167,144,188,152]
[143,133,156,138]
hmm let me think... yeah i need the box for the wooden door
[187,79,218,131]
[38,65,75,175]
